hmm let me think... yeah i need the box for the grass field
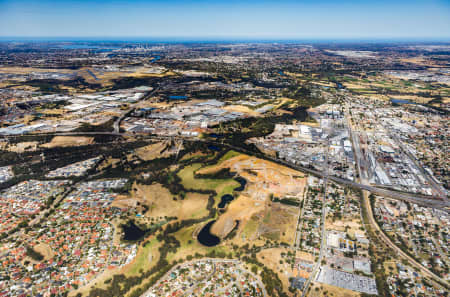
[132,183,209,221]
[134,142,169,161]
[125,237,160,276]
[168,223,232,263]
[194,153,306,242]
[178,163,239,192]
[257,247,294,296]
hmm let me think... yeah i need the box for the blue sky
[0,0,449,39]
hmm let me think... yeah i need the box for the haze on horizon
[0,0,449,40]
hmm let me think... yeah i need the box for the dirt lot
[210,193,266,238]
[41,136,94,148]
[199,153,305,242]
[197,153,306,201]
[33,243,54,261]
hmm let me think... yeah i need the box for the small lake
[234,177,247,191]
[336,82,344,89]
[122,221,146,241]
[390,98,415,105]
[150,56,161,62]
[218,177,247,208]
[197,220,220,247]
[208,144,221,151]
[168,95,187,101]
[218,194,234,208]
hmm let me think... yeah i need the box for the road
[293,187,308,249]
[141,258,268,297]
[113,86,160,133]
[1,131,448,211]
[361,190,448,288]
[388,131,447,199]
[300,139,329,297]
[347,104,449,288]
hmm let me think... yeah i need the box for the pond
[234,177,247,191]
[207,145,221,151]
[217,177,247,209]
[218,194,234,208]
[197,220,221,247]
[390,98,415,105]
[169,95,187,101]
[122,221,146,241]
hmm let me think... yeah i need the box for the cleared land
[197,153,305,242]
[41,136,94,148]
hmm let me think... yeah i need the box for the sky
[0,0,449,40]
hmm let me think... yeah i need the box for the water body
[122,221,146,241]
[390,98,415,105]
[234,177,247,191]
[218,177,247,209]
[168,95,187,101]
[57,44,121,50]
[197,220,221,247]
[208,145,221,151]
[150,56,161,62]
[218,194,234,208]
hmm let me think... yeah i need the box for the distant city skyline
[0,0,449,39]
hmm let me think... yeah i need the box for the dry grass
[33,243,54,261]
[259,202,299,244]
[134,142,170,161]
[97,157,121,170]
[0,67,74,74]
[41,136,94,148]
[197,154,306,200]
[223,105,261,116]
[211,194,266,238]
[257,247,294,296]
[5,141,39,152]
[198,153,305,241]
[131,183,209,221]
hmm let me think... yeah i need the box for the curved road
[1,131,448,211]
[362,190,449,288]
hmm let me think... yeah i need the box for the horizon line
[1,36,450,43]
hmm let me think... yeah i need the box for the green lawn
[178,163,239,194]
[126,237,160,276]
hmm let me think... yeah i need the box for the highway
[1,130,448,211]
[2,111,449,292]
[346,103,449,289]
[388,131,447,199]
[113,85,160,133]
[361,190,449,288]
